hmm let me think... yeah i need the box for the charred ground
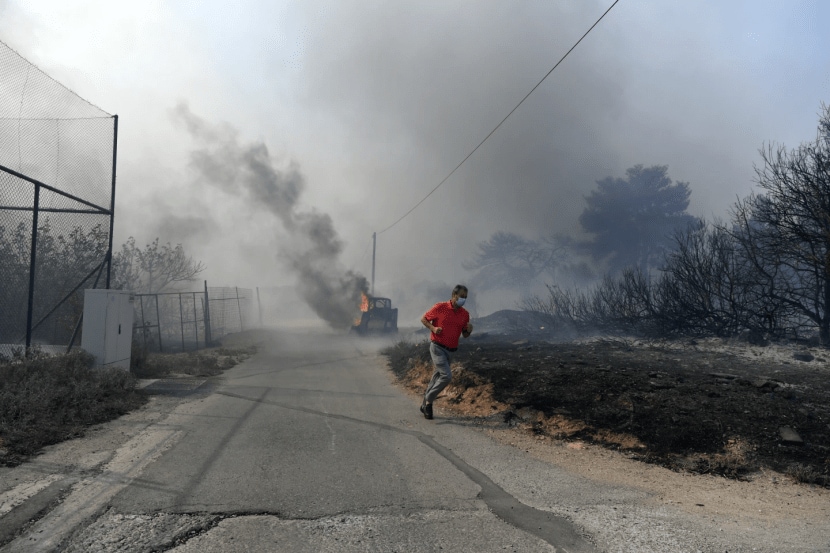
[384,334,830,486]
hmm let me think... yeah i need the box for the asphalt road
[3,330,591,552]
[5,329,822,552]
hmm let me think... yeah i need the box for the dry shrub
[662,438,755,478]
[588,428,646,450]
[130,338,149,374]
[786,463,828,486]
[441,367,511,417]
[0,351,146,466]
[131,346,258,379]
[383,340,431,380]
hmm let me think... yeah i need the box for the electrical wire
[376,0,621,235]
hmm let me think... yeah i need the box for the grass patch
[0,350,146,466]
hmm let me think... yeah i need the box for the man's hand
[462,322,473,338]
[433,326,443,335]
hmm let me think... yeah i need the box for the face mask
[455,297,466,307]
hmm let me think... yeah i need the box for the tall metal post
[203,280,212,346]
[179,293,185,351]
[154,294,163,352]
[256,287,263,327]
[371,232,376,296]
[25,184,41,350]
[236,287,243,331]
[106,114,118,288]
[192,292,198,348]
[139,295,147,351]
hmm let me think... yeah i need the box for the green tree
[579,165,698,274]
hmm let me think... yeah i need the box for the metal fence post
[154,294,163,352]
[236,286,243,332]
[179,293,185,351]
[257,286,263,327]
[192,292,198,348]
[140,294,147,352]
[203,280,212,346]
[25,184,41,351]
[106,114,118,289]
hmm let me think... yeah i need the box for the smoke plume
[173,102,368,329]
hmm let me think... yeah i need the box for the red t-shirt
[423,301,470,349]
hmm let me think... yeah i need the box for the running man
[419,285,473,420]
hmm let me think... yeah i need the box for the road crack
[215,389,596,552]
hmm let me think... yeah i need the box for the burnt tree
[730,104,830,343]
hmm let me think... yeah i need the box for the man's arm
[421,316,442,335]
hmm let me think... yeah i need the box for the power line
[376,0,621,235]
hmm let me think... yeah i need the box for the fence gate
[133,284,253,353]
[134,291,209,353]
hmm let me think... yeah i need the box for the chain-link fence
[133,285,255,353]
[0,39,117,353]
[206,286,254,343]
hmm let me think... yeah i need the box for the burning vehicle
[352,293,398,335]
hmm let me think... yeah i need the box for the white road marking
[0,474,63,517]
[3,427,184,552]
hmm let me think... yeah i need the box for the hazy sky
[2,0,829,317]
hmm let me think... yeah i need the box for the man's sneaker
[422,402,433,420]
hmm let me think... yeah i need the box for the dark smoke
[173,102,368,329]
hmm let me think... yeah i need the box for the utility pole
[256,287,263,327]
[371,232,376,296]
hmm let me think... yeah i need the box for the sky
[1,0,829,321]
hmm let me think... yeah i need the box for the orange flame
[354,292,370,326]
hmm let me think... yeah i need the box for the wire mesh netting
[0,39,116,352]
[207,287,254,342]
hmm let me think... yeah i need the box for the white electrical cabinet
[81,289,135,370]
